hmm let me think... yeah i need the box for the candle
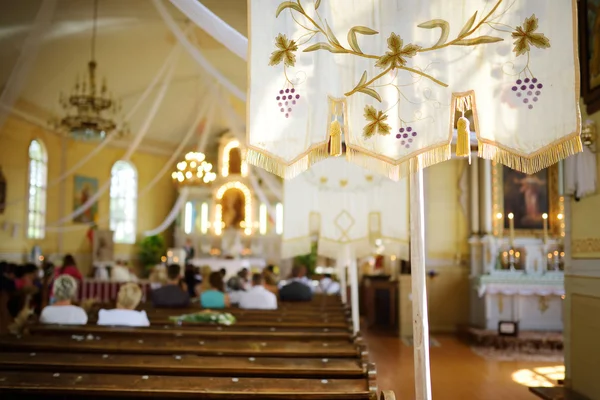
[508,213,515,248]
[542,213,548,244]
[496,213,503,239]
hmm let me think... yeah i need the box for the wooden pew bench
[529,387,592,400]
[0,371,375,399]
[0,335,362,358]
[27,324,353,341]
[0,352,367,379]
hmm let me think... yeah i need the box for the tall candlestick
[496,213,503,240]
[542,213,548,244]
[508,213,515,248]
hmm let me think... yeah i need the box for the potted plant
[138,235,166,275]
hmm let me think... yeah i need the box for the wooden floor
[363,330,563,400]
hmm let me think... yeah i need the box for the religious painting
[73,175,98,223]
[493,163,561,237]
[503,167,549,230]
[580,0,600,113]
[93,229,114,263]
[221,188,245,229]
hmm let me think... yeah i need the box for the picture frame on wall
[579,0,600,114]
[492,163,562,238]
[73,175,99,223]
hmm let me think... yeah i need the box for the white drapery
[248,0,581,180]
[169,0,248,60]
[143,188,189,237]
[153,0,245,101]
[282,157,409,260]
[0,0,57,130]
[565,146,597,200]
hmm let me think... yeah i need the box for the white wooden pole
[410,166,432,400]
[481,159,493,235]
[338,257,347,304]
[347,246,360,334]
[470,158,480,235]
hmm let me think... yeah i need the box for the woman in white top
[97,283,150,327]
[39,275,88,325]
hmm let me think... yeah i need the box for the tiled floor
[363,330,563,400]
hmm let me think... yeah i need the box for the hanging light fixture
[172,151,217,185]
[53,0,128,141]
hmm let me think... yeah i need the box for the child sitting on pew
[151,264,190,308]
[39,275,88,325]
[97,283,150,327]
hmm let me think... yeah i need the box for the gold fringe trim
[246,144,329,180]
[345,144,451,181]
[478,135,583,175]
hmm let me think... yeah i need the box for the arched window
[109,161,137,244]
[27,140,47,239]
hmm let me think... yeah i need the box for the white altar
[189,258,266,279]
[467,160,565,332]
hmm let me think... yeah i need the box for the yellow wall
[570,100,600,258]
[564,276,600,399]
[0,114,176,276]
[398,159,471,335]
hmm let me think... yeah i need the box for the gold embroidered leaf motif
[304,42,346,53]
[275,1,302,18]
[454,36,503,46]
[325,21,342,48]
[417,19,450,47]
[511,14,550,57]
[315,0,321,10]
[269,34,298,67]
[363,105,391,138]
[358,87,382,102]
[347,26,379,54]
[375,33,422,69]
[458,11,478,38]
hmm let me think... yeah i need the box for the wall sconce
[581,119,596,150]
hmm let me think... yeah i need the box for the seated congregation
[0,257,390,400]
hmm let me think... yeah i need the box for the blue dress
[200,290,226,309]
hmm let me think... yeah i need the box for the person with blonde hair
[97,283,149,327]
[39,275,87,325]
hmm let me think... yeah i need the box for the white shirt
[316,277,341,294]
[97,309,150,327]
[239,286,278,310]
[40,305,88,325]
[228,290,245,305]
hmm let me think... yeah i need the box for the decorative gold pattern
[363,105,391,138]
[497,294,504,313]
[268,33,298,67]
[319,176,328,184]
[572,238,600,255]
[339,179,348,187]
[538,296,549,314]
[334,210,355,241]
[511,14,551,57]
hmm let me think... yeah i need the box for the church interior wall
[563,100,600,398]
[0,113,177,276]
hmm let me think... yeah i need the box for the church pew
[27,324,353,341]
[0,371,375,399]
[0,335,361,358]
[141,308,349,322]
[0,352,367,379]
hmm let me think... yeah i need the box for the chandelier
[172,151,217,185]
[54,0,127,141]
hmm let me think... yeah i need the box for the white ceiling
[0,0,249,154]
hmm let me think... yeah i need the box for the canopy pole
[338,257,347,305]
[410,165,432,400]
[347,245,360,335]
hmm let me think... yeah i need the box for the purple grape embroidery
[395,126,418,148]
[276,88,300,118]
[511,77,543,110]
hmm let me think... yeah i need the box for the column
[470,158,480,235]
[480,159,493,235]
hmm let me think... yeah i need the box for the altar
[189,258,266,278]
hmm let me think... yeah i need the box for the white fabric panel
[170,0,248,60]
[248,0,580,179]
[564,147,597,199]
[153,0,246,101]
[0,0,56,130]
[282,157,409,259]
[144,188,189,236]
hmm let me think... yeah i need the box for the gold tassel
[456,116,471,164]
[329,119,342,157]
